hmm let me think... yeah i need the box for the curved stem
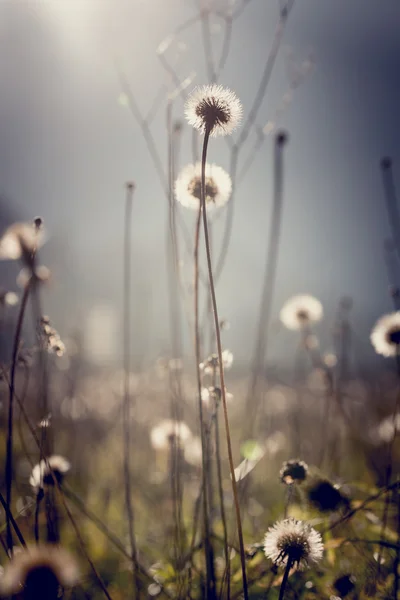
[194,199,216,598]
[5,282,30,553]
[200,128,248,600]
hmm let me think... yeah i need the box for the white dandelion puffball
[185,84,243,137]
[280,295,323,331]
[0,545,79,596]
[0,222,45,260]
[29,455,71,493]
[370,312,400,357]
[183,436,203,467]
[150,419,192,451]
[200,349,234,375]
[175,162,232,211]
[264,518,323,570]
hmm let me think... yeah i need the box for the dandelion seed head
[0,221,45,262]
[185,84,242,137]
[200,349,234,374]
[0,290,18,307]
[150,420,192,451]
[324,353,337,368]
[280,295,323,331]
[17,265,50,289]
[307,479,347,512]
[33,216,44,230]
[175,162,232,211]
[280,459,308,485]
[263,518,323,570]
[29,455,70,493]
[183,436,202,467]
[0,545,79,597]
[276,130,288,146]
[370,312,400,357]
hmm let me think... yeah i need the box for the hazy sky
[0,0,399,367]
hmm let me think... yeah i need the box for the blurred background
[1,0,399,368]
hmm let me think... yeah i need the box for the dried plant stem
[194,200,217,599]
[215,407,230,600]
[200,128,248,600]
[5,282,30,553]
[244,131,287,436]
[123,182,140,598]
[57,488,113,600]
[381,157,400,263]
[278,557,293,600]
[393,483,400,599]
[0,491,26,548]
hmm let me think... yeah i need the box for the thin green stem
[200,128,248,600]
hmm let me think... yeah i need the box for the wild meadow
[0,0,400,598]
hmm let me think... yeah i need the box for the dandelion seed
[307,479,348,512]
[29,455,70,493]
[280,294,323,331]
[280,459,308,485]
[175,162,232,211]
[0,545,79,598]
[370,311,400,357]
[0,221,45,262]
[185,84,242,137]
[150,420,192,451]
[263,518,323,570]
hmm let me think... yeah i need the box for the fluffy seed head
[370,312,400,357]
[280,459,308,485]
[175,162,232,211]
[307,479,348,512]
[150,419,192,451]
[263,518,323,569]
[0,545,79,598]
[280,294,323,331]
[185,84,243,137]
[29,455,71,493]
[200,349,233,374]
[0,221,45,262]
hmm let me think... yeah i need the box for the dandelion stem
[215,406,230,600]
[244,131,287,436]
[0,490,26,548]
[5,281,30,553]
[194,192,217,599]
[381,157,400,263]
[200,128,248,600]
[278,556,293,600]
[123,182,140,599]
